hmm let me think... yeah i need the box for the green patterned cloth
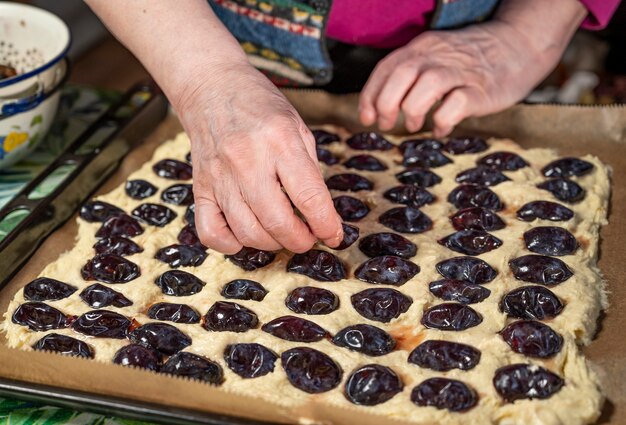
[0,86,155,425]
[0,398,153,425]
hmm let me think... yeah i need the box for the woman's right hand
[84,0,343,254]
[175,62,344,254]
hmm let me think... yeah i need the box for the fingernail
[324,221,344,248]
[324,235,342,248]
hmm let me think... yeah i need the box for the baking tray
[0,92,624,425]
[0,81,169,287]
[0,378,270,425]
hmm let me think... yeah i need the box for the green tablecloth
[0,398,152,425]
[0,85,155,425]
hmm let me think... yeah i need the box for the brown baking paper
[0,91,624,425]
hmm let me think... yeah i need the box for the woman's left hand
[359,0,587,136]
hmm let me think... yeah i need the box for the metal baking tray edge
[0,377,273,425]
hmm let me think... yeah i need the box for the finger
[432,86,485,137]
[244,175,317,253]
[215,181,283,251]
[277,146,343,247]
[195,194,242,255]
[359,58,397,126]
[401,68,462,132]
[289,124,340,249]
[375,64,419,131]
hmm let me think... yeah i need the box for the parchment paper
[0,91,624,425]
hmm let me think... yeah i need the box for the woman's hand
[85,0,343,254]
[177,62,343,254]
[359,0,587,136]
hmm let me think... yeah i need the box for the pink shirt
[326,0,621,49]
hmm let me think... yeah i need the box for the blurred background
[15,0,626,103]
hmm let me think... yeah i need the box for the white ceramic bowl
[0,2,70,97]
[0,2,71,169]
[0,59,68,169]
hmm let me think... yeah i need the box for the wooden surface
[69,35,150,90]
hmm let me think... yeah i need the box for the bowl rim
[0,2,71,89]
[0,57,69,123]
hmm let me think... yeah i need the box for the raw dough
[3,128,610,425]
